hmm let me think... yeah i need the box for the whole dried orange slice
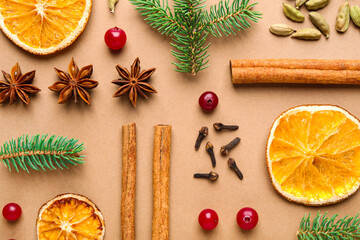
[36,193,105,240]
[267,105,360,206]
[0,0,91,55]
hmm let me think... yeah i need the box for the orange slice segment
[267,105,360,206]
[273,110,311,151]
[313,155,360,196]
[271,156,306,184]
[0,0,91,55]
[37,193,105,240]
[308,110,346,150]
[317,119,360,155]
[269,138,305,161]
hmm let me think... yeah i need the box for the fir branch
[203,0,262,37]
[171,0,210,74]
[129,0,182,36]
[130,0,261,74]
[0,134,86,173]
[297,212,360,240]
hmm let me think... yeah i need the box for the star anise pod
[0,63,40,105]
[112,57,157,107]
[49,58,98,105]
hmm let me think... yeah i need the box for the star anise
[112,57,157,107]
[49,58,98,105]
[0,63,40,105]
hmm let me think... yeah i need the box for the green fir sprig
[0,135,85,173]
[130,0,261,75]
[297,212,360,240]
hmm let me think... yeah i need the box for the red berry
[199,91,218,111]
[104,27,127,50]
[2,203,22,221]
[236,207,258,230]
[198,209,218,230]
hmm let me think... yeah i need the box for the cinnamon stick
[121,123,137,240]
[152,125,172,240]
[230,59,360,84]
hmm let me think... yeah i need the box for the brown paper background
[1,0,360,239]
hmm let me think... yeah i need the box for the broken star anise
[49,58,98,105]
[0,63,40,105]
[112,57,157,107]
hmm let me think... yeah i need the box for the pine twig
[129,0,182,36]
[171,0,210,74]
[203,0,262,37]
[130,0,261,75]
[297,212,360,240]
[0,134,86,173]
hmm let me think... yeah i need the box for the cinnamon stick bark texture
[121,123,137,240]
[230,59,360,84]
[152,125,172,240]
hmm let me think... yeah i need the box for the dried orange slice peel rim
[36,193,105,240]
[266,105,360,206]
[0,0,92,55]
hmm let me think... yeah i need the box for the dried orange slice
[0,0,91,55]
[36,193,105,240]
[267,105,360,206]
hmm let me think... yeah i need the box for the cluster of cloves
[193,123,243,182]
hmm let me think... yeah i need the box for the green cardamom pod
[296,0,308,9]
[269,24,296,36]
[350,5,360,27]
[309,12,330,38]
[283,3,305,22]
[291,28,322,40]
[336,1,350,33]
[108,0,119,13]
[305,0,330,10]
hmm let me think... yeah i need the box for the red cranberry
[104,27,127,50]
[2,203,22,221]
[198,209,219,230]
[199,91,218,111]
[237,207,258,230]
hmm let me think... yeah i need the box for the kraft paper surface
[1,0,360,239]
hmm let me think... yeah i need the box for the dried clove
[213,122,239,131]
[194,171,219,182]
[228,158,243,180]
[195,126,208,150]
[205,142,216,167]
[220,137,241,156]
